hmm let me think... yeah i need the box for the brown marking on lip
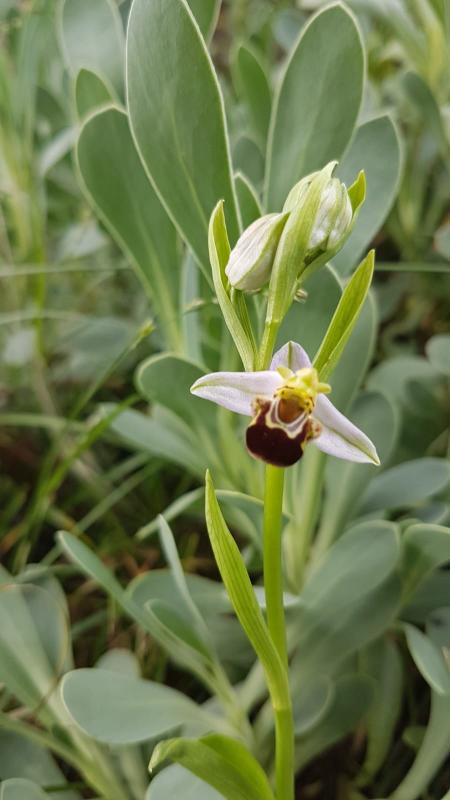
[246,402,316,467]
[277,396,304,423]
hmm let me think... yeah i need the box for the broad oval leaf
[148,765,222,800]
[61,668,207,744]
[127,0,240,271]
[296,674,375,770]
[0,779,49,800]
[401,523,450,601]
[426,334,450,376]
[404,625,450,696]
[59,0,124,97]
[266,3,364,209]
[334,115,402,274]
[359,458,450,515]
[75,68,113,118]
[318,391,398,548]
[187,0,221,42]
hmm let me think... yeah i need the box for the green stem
[257,321,280,370]
[263,464,295,800]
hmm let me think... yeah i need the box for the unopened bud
[284,171,352,262]
[225,212,289,291]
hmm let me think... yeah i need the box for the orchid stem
[263,464,295,800]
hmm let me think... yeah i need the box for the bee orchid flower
[191,342,380,468]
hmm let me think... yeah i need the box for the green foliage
[0,0,449,798]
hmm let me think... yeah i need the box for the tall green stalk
[263,464,295,800]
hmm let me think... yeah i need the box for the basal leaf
[62,668,207,744]
[59,0,124,97]
[334,115,402,274]
[127,0,240,271]
[75,68,113,118]
[266,3,364,209]
[76,107,182,351]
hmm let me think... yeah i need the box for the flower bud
[225,212,289,291]
[283,171,352,262]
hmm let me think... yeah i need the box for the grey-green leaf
[0,779,49,800]
[75,68,113,118]
[61,668,207,744]
[334,115,402,274]
[126,0,240,272]
[58,0,124,97]
[232,44,271,147]
[76,107,182,351]
[266,3,364,209]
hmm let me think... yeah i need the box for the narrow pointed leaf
[150,734,275,800]
[205,471,289,709]
[208,202,255,369]
[313,250,375,381]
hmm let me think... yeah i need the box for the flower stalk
[263,464,295,800]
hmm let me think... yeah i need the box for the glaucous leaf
[357,638,404,785]
[0,731,79,799]
[334,115,402,274]
[234,173,262,228]
[389,691,450,800]
[266,3,364,209]
[316,391,398,552]
[127,0,240,271]
[232,44,271,147]
[147,764,222,800]
[62,668,207,744]
[76,107,182,351]
[292,522,401,682]
[401,523,450,600]
[187,0,221,42]
[0,780,49,800]
[58,0,124,97]
[426,334,450,376]
[296,675,375,770]
[75,68,112,118]
[359,458,450,515]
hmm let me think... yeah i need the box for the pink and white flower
[191,342,379,468]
